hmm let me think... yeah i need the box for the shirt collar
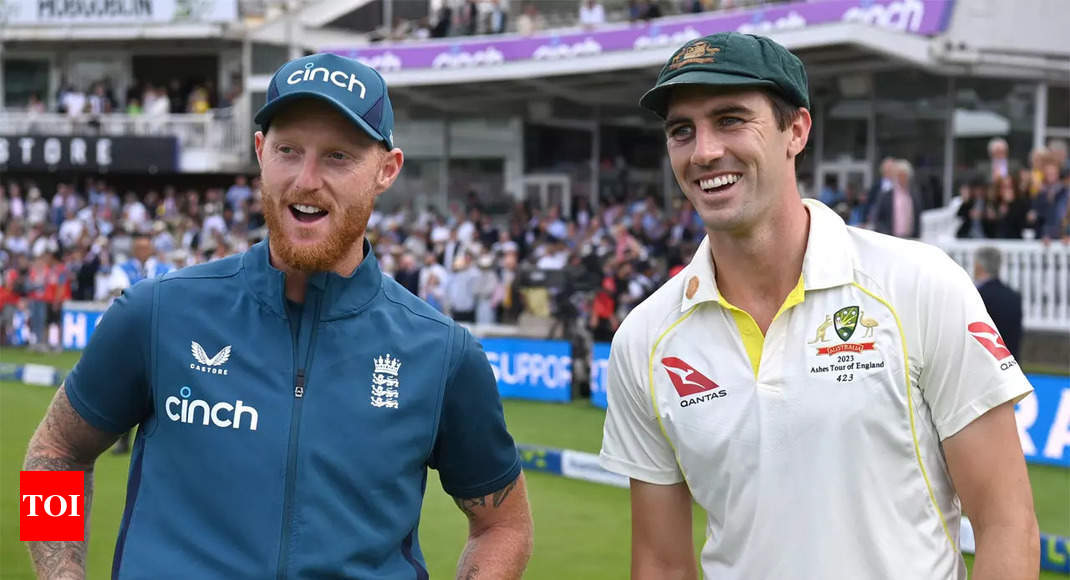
[678,199,856,312]
[242,238,382,319]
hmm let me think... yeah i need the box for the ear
[375,148,405,195]
[254,131,266,168]
[787,108,812,159]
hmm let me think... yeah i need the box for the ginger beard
[261,181,374,273]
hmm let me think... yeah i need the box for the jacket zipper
[276,291,323,579]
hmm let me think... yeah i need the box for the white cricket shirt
[600,199,1032,579]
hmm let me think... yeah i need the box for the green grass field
[1,348,1067,578]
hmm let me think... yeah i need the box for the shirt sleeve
[916,250,1033,440]
[430,325,521,499]
[64,278,154,433]
[599,315,683,484]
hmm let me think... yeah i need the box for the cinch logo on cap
[662,357,719,396]
[20,471,85,541]
[286,62,367,98]
[968,322,1013,361]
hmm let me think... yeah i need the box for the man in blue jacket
[24,53,533,579]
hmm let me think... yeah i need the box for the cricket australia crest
[834,306,859,342]
[370,354,401,409]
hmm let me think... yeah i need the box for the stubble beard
[262,186,373,273]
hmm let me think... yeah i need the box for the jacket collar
[242,238,383,319]
[679,199,856,312]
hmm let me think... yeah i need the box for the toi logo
[20,471,85,541]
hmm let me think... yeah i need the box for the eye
[667,125,693,141]
[719,116,744,127]
[276,144,296,156]
[327,151,349,161]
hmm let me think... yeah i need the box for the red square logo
[20,471,85,541]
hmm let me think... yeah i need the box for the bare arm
[23,384,121,580]
[944,400,1039,580]
[630,479,697,580]
[452,472,533,580]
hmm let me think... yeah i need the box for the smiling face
[254,99,402,274]
[663,87,810,236]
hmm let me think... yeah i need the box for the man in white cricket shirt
[599,32,1039,580]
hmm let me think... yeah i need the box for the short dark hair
[764,89,801,132]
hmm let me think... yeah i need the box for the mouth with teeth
[696,173,742,194]
[289,203,329,223]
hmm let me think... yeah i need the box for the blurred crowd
[0,171,710,348]
[951,139,1070,242]
[816,139,1070,243]
[379,0,786,41]
[16,76,240,117]
[2,135,1067,349]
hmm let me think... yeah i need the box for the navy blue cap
[255,53,395,149]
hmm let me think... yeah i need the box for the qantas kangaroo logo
[967,322,1013,361]
[661,357,718,396]
[662,357,726,407]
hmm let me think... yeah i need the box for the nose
[292,154,324,193]
[690,124,725,167]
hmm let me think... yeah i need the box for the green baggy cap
[640,32,810,118]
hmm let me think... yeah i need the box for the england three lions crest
[370,354,401,409]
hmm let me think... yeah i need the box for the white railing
[936,239,1070,333]
[0,110,243,154]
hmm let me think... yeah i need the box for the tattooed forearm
[23,459,93,580]
[453,474,531,580]
[22,385,113,580]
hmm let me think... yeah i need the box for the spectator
[187,85,211,114]
[515,3,543,35]
[461,0,479,35]
[395,252,421,296]
[145,85,171,116]
[846,184,870,227]
[446,253,479,321]
[1027,146,1049,197]
[26,253,50,350]
[108,232,173,297]
[419,251,449,302]
[25,187,50,227]
[579,0,606,29]
[8,183,26,222]
[27,94,46,114]
[59,84,87,117]
[486,0,507,34]
[1049,138,1069,174]
[818,174,845,210]
[475,253,501,324]
[871,159,918,238]
[87,83,112,115]
[588,276,618,342]
[956,178,986,239]
[995,175,1030,239]
[430,4,452,37]
[497,244,523,323]
[225,175,252,211]
[984,137,1014,181]
[421,271,447,312]
[973,246,1023,359]
[1028,153,1070,241]
[58,208,86,249]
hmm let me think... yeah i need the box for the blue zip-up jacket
[65,240,521,579]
